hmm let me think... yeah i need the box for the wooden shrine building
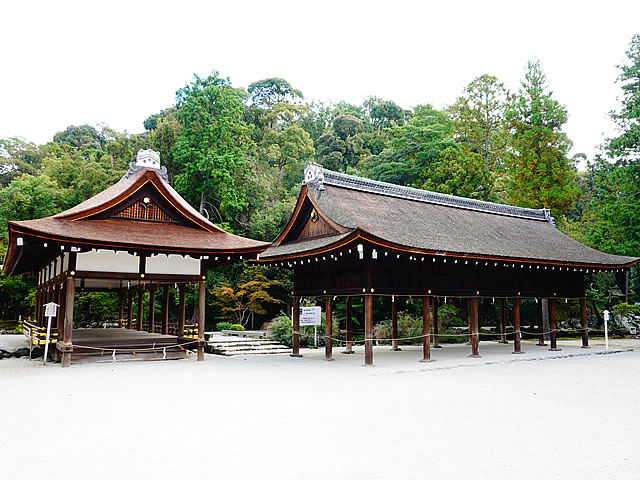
[259,164,639,365]
[2,150,268,366]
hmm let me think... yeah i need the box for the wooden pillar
[548,298,560,351]
[498,298,508,343]
[469,297,480,357]
[148,285,156,333]
[197,281,205,361]
[421,296,432,362]
[137,286,144,331]
[55,283,63,330]
[325,296,333,361]
[118,289,125,328]
[35,287,41,326]
[291,296,302,357]
[364,294,374,366]
[580,297,589,348]
[61,277,75,368]
[513,297,523,354]
[343,297,353,354]
[127,289,134,329]
[536,300,546,346]
[432,298,441,348]
[178,284,186,337]
[161,285,169,335]
[391,296,400,351]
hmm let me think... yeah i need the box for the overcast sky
[1,0,639,161]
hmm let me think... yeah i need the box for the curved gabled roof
[3,167,268,275]
[260,164,638,269]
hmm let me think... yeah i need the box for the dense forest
[1,34,639,327]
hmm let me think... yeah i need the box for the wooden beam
[432,297,441,348]
[161,285,169,335]
[291,297,302,357]
[498,298,508,343]
[61,277,75,367]
[178,284,186,337]
[148,285,156,333]
[469,297,480,357]
[197,281,205,361]
[343,296,353,354]
[325,296,333,361]
[391,297,400,351]
[580,297,589,348]
[136,286,144,331]
[421,296,432,362]
[127,289,134,329]
[364,294,374,366]
[513,297,523,354]
[549,298,560,351]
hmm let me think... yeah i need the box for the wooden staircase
[206,334,291,356]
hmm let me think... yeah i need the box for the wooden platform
[56,329,195,364]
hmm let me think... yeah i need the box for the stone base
[536,343,547,347]
[341,350,355,354]
[290,353,303,358]
[325,357,335,361]
[512,351,526,354]
[549,347,562,352]
[467,354,482,358]
[581,345,591,349]
[419,358,435,363]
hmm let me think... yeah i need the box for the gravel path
[1,338,638,479]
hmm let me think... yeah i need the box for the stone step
[208,340,282,348]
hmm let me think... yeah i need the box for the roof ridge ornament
[124,149,168,182]
[303,163,325,191]
[543,208,556,227]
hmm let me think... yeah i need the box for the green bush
[216,321,234,331]
[268,310,339,347]
[374,310,423,345]
[612,302,640,317]
[229,324,245,331]
[438,303,465,328]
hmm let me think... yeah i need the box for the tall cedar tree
[505,60,578,214]
[173,72,252,227]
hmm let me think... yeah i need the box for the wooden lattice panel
[113,199,175,222]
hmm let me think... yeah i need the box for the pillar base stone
[419,358,435,363]
[512,351,526,354]
[290,353,303,358]
[341,350,355,354]
[467,354,481,358]
[549,347,562,351]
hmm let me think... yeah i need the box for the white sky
[1,0,639,161]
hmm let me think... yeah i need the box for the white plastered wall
[75,249,140,273]
[146,254,200,275]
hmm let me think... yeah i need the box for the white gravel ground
[1,337,639,480]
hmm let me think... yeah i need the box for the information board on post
[299,306,322,326]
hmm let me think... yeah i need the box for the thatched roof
[260,164,637,269]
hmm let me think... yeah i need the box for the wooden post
[548,298,560,351]
[364,294,374,366]
[536,300,546,346]
[513,297,523,354]
[291,296,302,357]
[61,277,75,368]
[148,285,156,333]
[469,297,480,357]
[391,296,400,351]
[197,281,205,361]
[55,283,63,330]
[178,284,186,337]
[343,296,353,354]
[325,296,333,361]
[118,289,125,328]
[432,297,441,348]
[35,287,41,326]
[420,296,432,362]
[137,286,144,331]
[498,298,508,343]
[127,289,134,329]
[580,297,589,348]
[161,285,169,335]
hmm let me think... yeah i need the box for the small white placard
[299,306,321,326]
[44,302,59,318]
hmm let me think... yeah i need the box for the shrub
[268,310,340,347]
[612,302,640,318]
[216,321,234,331]
[374,310,423,345]
[438,303,465,328]
[229,324,245,331]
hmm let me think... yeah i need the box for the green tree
[449,74,513,171]
[316,114,366,171]
[504,60,578,214]
[173,71,253,228]
[0,137,45,186]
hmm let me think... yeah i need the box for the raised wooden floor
[58,329,195,363]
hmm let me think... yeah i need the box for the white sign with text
[299,306,321,326]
